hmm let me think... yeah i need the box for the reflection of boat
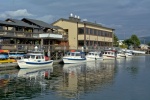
[63,51,86,64]
[86,51,103,61]
[59,60,115,99]
[63,63,84,72]
[17,52,53,69]
[0,70,18,88]
[18,67,53,79]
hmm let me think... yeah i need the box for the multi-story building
[0,18,67,52]
[0,15,115,59]
[52,14,115,51]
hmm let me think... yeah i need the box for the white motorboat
[125,51,133,58]
[17,52,53,69]
[63,51,86,64]
[102,50,117,60]
[117,51,126,59]
[86,51,103,61]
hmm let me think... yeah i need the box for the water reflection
[0,61,115,100]
[0,67,53,100]
[57,61,115,99]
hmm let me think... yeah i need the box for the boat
[9,52,25,59]
[63,51,86,64]
[86,51,103,61]
[125,51,133,58]
[0,50,16,63]
[117,51,126,59]
[122,49,145,54]
[102,50,117,60]
[17,52,53,69]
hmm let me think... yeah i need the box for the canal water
[0,56,150,100]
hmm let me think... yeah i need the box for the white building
[139,44,149,49]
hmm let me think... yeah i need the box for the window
[36,56,41,59]
[0,26,2,30]
[78,40,84,46]
[67,52,71,56]
[76,53,81,56]
[90,29,93,35]
[94,29,97,35]
[78,28,84,34]
[71,53,75,56]
[86,28,89,34]
[98,30,101,36]
[31,55,35,59]
[16,27,23,31]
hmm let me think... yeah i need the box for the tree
[130,34,140,47]
[147,42,150,46]
[113,34,119,47]
[124,34,140,48]
[123,38,133,46]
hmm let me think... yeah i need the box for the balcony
[0,29,68,40]
[0,44,70,52]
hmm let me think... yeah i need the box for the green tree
[124,34,140,48]
[123,38,133,46]
[113,34,119,47]
[130,34,140,47]
[147,42,150,46]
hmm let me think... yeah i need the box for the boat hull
[63,58,86,64]
[17,60,53,69]
[86,57,103,61]
[117,55,126,59]
[103,55,116,60]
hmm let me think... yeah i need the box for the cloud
[0,9,33,18]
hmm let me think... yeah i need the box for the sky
[0,0,150,39]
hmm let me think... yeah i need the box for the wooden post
[56,52,58,60]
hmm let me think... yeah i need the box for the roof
[22,18,57,29]
[52,18,115,30]
[0,19,38,28]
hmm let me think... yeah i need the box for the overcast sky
[0,0,150,39]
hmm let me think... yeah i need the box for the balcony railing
[0,43,112,53]
[0,44,70,52]
[0,29,67,39]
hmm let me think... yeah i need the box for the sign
[39,33,62,38]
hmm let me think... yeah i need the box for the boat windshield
[71,53,75,56]
[31,55,35,59]
[76,53,81,56]
[36,56,44,59]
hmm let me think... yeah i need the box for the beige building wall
[53,18,114,49]
[53,20,78,49]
